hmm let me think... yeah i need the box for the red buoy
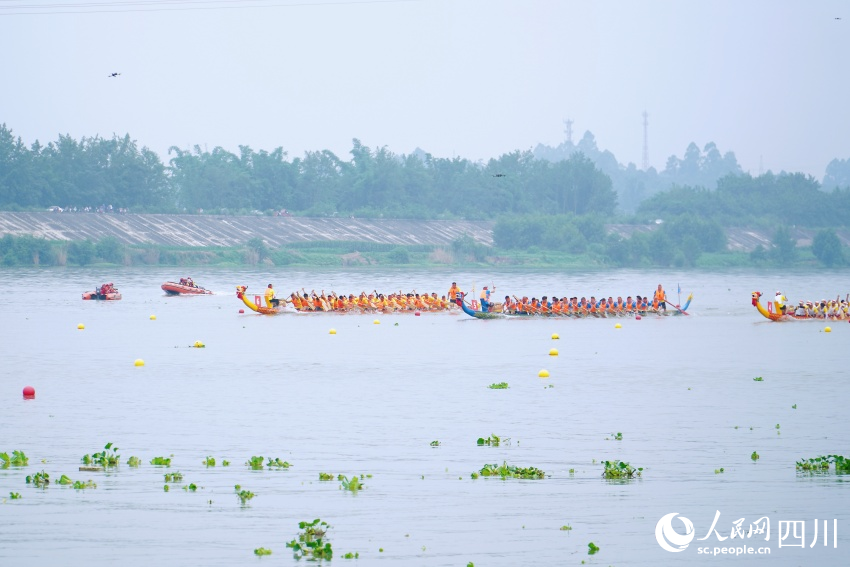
[239,309,244,314]
[22,386,35,399]
[635,315,642,320]
[415,311,421,316]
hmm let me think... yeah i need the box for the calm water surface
[1,267,848,566]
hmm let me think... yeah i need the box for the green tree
[811,229,844,267]
[770,226,797,263]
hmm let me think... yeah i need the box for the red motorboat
[161,278,213,295]
[83,283,122,300]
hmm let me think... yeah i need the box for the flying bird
[108,72,121,78]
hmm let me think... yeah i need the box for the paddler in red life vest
[654,284,667,312]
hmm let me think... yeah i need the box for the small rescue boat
[162,278,213,295]
[83,284,122,300]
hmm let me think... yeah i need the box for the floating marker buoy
[329,329,337,335]
[150,315,156,320]
[415,311,421,316]
[635,315,642,320]
[374,319,380,325]
[551,333,559,340]
[193,341,205,348]
[825,326,832,333]
[22,386,35,399]
[77,323,85,330]
[238,309,244,314]
[549,348,558,356]
[538,369,550,378]
[615,323,622,329]
[134,359,145,367]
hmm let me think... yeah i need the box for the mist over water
[1,267,848,566]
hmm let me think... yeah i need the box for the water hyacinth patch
[164,472,184,483]
[488,382,509,389]
[588,542,600,555]
[601,460,642,479]
[753,376,764,382]
[477,434,508,447]
[266,458,292,469]
[286,519,333,560]
[126,456,141,467]
[319,472,334,481]
[0,451,29,467]
[82,443,120,468]
[246,456,264,469]
[26,471,50,487]
[796,455,850,473]
[150,457,172,467]
[471,461,545,479]
[203,457,216,467]
[235,485,255,503]
[73,480,97,489]
[339,475,364,492]
[751,451,760,461]
[9,492,22,499]
[254,547,272,556]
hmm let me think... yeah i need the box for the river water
[0,267,848,566]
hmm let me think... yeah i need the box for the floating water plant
[609,432,623,441]
[126,456,141,467]
[57,474,73,485]
[286,519,333,560]
[601,460,642,479]
[560,525,572,531]
[319,473,334,481]
[792,404,797,409]
[472,462,545,479]
[203,457,216,467]
[163,485,169,492]
[73,480,96,489]
[714,468,725,474]
[254,547,272,556]
[81,443,120,468]
[0,451,29,467]
[150,457,172,467]
[339,475,364,492]
[235,485,255,503]
[9,492,22,499]
[222,460,231,466]
[753,376,764,382]
[751,451,760,461]
[164,472,184,483]
[587,542,600,555]
[343,552,360,559]
[796,455,850,473]
[183,483,198,492]
[25,470,50,487]
[488,382,509,389]
[430,440,441,447]
[477,434,508,446]
[246,456,264,469]
[266,458,291,469]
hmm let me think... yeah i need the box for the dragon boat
[751,291,844,321]
[236,285,289,314]
[82,284,122,301]
[162,280,213,295]
[457,294,693,319]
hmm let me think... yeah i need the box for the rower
[654,284,667,312]
[774,291,787,315]
[265,284,277,308]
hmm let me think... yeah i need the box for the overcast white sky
[1,0,847,178]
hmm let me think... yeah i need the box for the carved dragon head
[236,285,247,298]
[751,291,762,306]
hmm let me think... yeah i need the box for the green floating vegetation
[235,485,255,504]
[25,470,50,487]
[73,480,97,489]
[430,440,441,447]
[714,468,725,474]
[183,483,198,492]
[319,472,334,481]
[163,485,169,492]
[164,472,184,483]
[488,382,509,389]
[150,456,172,467]
[57,474,73,485]
[471,461,545,480]
[560,525,572,531]
[792,404,797,409]
[796,455,850,473]
[266,457,292,469]
[751,451,760,461]
[9,492,22,499]
[0,451,29,467]
[126,456,141,467]
[246,456,264,469]
[339,475,364,492]
[477,434,508,447]
[753,376,764,382]
[202,457,216,467]
[588,542,600,555]
[254,547,272,556]
[609,432,623,441]
[81,443,120,468]
[343,551,360,559]
[286,519,333,560]
[601,460,642,479]
[222,460,231,466]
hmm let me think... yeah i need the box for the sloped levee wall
[0,212,494,248]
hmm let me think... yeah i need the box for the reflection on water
[0,267,848,566]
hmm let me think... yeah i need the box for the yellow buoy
[825,326,832,333]
[134,359,145,367]
[193,341,205,348]
[373,319,380,325]
[150,315,156,320]
[538,369,550,378]
[615,323,622,329]
[551,333,560,340]
[549,348,558,356]
[77,323,85,330]
[329,328,337,335]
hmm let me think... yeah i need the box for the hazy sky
[1,0,847,178]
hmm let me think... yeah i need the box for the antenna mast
[563,119,574,144]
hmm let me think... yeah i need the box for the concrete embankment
[0,212,494,248]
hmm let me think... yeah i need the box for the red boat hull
[82,291,122,300]
[161,282,213,295]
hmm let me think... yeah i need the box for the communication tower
[563,119,574,144]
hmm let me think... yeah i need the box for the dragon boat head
[751,291,762,306]
[236,285,247,299]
